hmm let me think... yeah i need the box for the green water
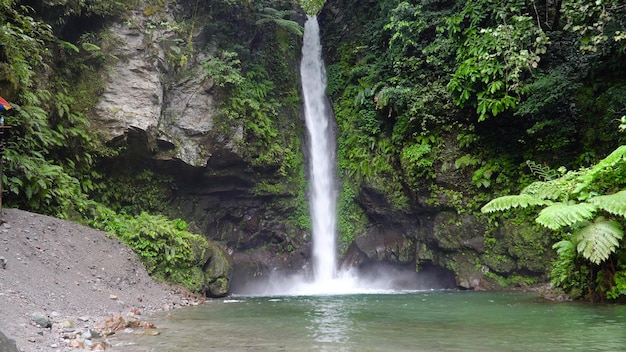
[111,291,626,351]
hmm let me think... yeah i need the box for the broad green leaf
[481,194,551,213]
[573,219,623,264]
[574,145,626,193]
[587,190,626,218]
[535,202,597,230]
[521,180,566,200]
[552,239,574,256]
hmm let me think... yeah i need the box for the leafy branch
[482,145,626,298]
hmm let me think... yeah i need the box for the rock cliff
[89,1,309,295]
[87,0,552,294]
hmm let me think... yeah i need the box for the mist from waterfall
[229,16,456,297]
[301,15,337,285]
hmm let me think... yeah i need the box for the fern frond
[256,7,303,36]
[573,219,624,264]
[526,160,559,181]
[260,7,297,18]
[535,202,597,230]
[481,194,551,213]
[587,190,626,218]
[521,180,565,200]
[592,145,626,170]
[552,239,575,255]
[574,145,626,194]
[272,19,304,36]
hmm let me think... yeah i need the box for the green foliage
[483,144,626,299]
[561,0,626,53]
[300,0,325,15]
[0,2,117,218]
[587,190,626,218]
[551,239,586,295]
[481,194,550,213]
[400,140,434,180]
[95,170,174,215]
[535,203,596,230]
[336,181,367,253]
[204,13,303,179]
[606,250,626,300]
[256,7,303,36]
[574,145,626,194]
[88,206,210,291]
[443,0,549,121]
[384,2,426,55]
[201,51,245,88]
[574,219,623,265]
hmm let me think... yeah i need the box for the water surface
[111,291,626,351]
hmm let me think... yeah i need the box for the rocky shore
[0,208,204,351]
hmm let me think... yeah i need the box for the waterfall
[301,15,337,284]
[234,15,462,296]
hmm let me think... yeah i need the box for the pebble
[56,319,74,329]
[140,329,160,336]
[50,311,62,318]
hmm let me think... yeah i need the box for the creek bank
[0,208,204,351]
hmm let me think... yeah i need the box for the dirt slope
[0,208,199,351]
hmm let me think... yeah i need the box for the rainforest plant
[482,146,626,300]
[87,205,211,291]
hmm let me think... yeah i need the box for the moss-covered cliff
[2,0,625,296]
[318,0,626,290]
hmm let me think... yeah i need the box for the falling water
[233,15,448,296]
[301,15,337,284]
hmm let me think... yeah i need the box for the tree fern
[256,7,303,36]
[535,202,597,230]
[481,194,551,213]
[521,180,566,200]
[483,144,626,299]
[587,190,626,217]
[574,145,626,194]
[573,219,623,265]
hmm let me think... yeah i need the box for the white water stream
[295,16,450,295]
[301,15,337,284]
[234,16,445,296]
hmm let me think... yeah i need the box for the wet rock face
[347,226,416,265]
[203,242,234,297]
[427,212,489,258]
[343,185,539,290]
[0,330,18,352]
[94,13,164,140]
[93,10,239,168]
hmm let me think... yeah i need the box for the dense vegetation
[321,0,625,300]
[0,0,306,293]
[1,0,625,300]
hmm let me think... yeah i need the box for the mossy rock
[208,277,230,297]
[432,212,486,252]
[202,241,233,297]
[498,219,554,273]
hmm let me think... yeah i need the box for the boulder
[350,226,415,264]
[203,242,233,297]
